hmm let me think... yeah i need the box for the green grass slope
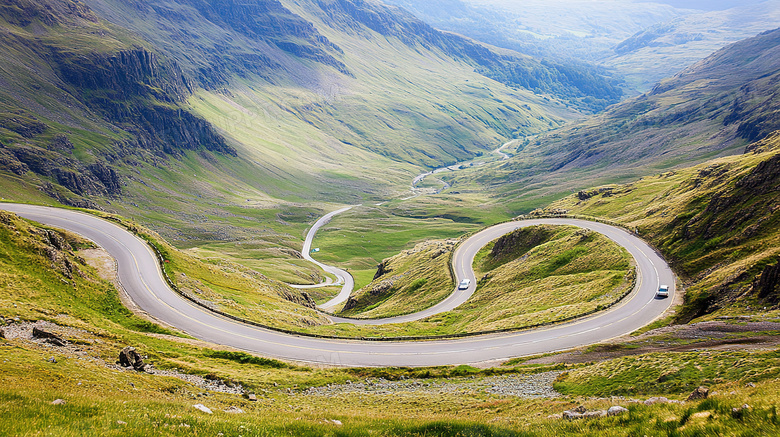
[538,130,780,324]
[326,224,631,338]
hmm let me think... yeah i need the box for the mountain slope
[0,0,619,218]
[385,0,780,93]
[0,0,235,207]
[539,130,780,323]
[452,27,780,213]
[607,0,780,90]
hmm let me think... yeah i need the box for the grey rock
[607,406,629,416]
[582,410,607,418]
[224,406,244,414]
[118,347,144,371]
[193,404,212,414]
[247,394,257,401]
[644,396,670,406]
[563,410,583,420]
[33,327,67,346]
[51,399,66,405]
[687,386,709,401]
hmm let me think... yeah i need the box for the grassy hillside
[537,130,780,324]
[438,26,780,218]
[3,198,780,436]
[326,224,632,339]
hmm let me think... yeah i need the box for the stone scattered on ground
[555,405,631,420]
[645,396,671,406]
[303,372,562,399]
[607,406,629,416]
[117,421,127,426]
[224,406,244,414]
[247,394,257,401]
[2,320,243,395]
[687,386,709,401]
[193,404,213,414]
[732,404,751,413]
[324,419,343,426]
[51,399,66,405]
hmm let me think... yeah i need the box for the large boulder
[118,346,145,370]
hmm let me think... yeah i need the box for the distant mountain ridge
[443,26,780,216]
[514,27,780,172]
[383,0,780,92]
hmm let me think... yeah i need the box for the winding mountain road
[1,203,675,367]
[293,206,355,312]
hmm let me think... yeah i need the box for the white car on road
[656,284,669,298]
[458,279,471,290]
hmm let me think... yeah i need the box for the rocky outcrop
[54,47,235,157]
[755,263,780,301]
[0,148,28,175]
[373,259,392,280]
[687,386,709,401]
[32,327,67,346]
[490,225,551,260]
[118,346,146,371]
[278,288,316,309]
[87,163,122,196]
[48,134,74,152]
[9,146,123,197]
[370,280,394,296]
[342,296,359,311]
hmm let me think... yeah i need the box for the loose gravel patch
[303,371,562,399]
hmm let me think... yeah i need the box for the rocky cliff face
[54,47,234,157]
[0,0,240,206]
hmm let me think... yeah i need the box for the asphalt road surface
[1,203,675,367]
[294,206,355,312]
